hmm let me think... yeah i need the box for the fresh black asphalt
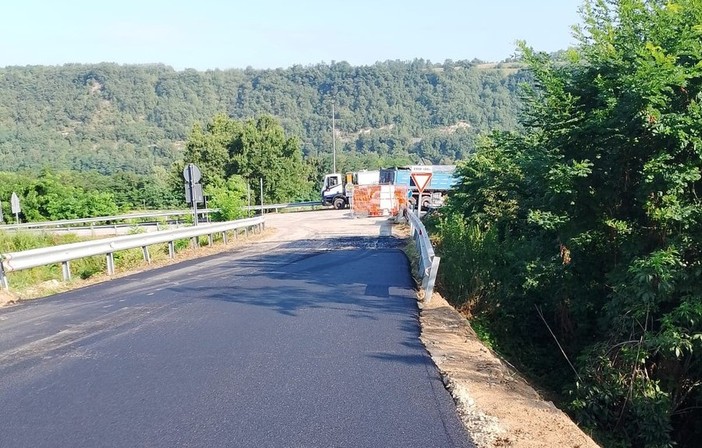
[0,237,473,447]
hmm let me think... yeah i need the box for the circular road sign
[183,163,202,184]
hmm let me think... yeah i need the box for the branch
[534,305,581,382]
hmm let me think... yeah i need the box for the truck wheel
[333,197,346,209]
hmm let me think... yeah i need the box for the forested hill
[0,60,525,174]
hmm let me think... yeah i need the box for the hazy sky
[0,0,584,70]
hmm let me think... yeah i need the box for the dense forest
[0,59,525,176]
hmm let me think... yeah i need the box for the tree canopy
[183,114,314,204]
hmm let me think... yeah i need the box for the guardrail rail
[404,208,441,303]
[0,202,322,233]
[0,217,265,290]
[0,210,197,231]
[245,201,322,213]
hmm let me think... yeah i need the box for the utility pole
[259,178,264,215]
[332,101,336,174]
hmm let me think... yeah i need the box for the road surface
[0,210,472,447]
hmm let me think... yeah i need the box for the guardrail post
[106,253,115,275]
[62,261,71,281]
[222,231,228,244]
[142,246,151,264]
[168,241,175,258]
[417,254,425,279]
[191,237,198,249]
[208,234,213,246]
[245,227,249,238]
[0,264,8,290]
[422,256,441,303]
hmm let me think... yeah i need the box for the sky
[0,0,584,70]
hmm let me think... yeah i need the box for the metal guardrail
[404,208,441,302]
[0,210,196,231]
[0,202,322,232]
[0,217,265,290]
[20,222,169,237]
[246,201,322,212]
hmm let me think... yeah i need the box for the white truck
[321,170,379,209]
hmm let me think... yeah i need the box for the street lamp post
[332,101,336,173]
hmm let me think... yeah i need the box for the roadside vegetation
[0,114,309,224]
[0,228,257,296]
[431,1,702,446]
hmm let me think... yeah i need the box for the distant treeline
[0,59,526,175]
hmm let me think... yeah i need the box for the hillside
[0,60,526,174]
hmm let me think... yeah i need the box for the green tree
[5,170,119,220]
[437,1,702,446]
[227,115,313,203]
[0,60,528,176]
[183,114,314,204]
[183,113,240,187]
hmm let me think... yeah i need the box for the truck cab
[321,170,380,209]
[321,173,348,209]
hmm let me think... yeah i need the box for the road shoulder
[419,293,600,448]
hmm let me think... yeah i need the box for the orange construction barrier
[350,185,409,217]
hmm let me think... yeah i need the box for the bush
[207,176,247,222]
[432,2,702,445]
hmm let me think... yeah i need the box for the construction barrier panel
[351,185,409,217]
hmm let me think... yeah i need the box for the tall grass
[1,231,89,288]
[433,214,499,312]
[0,231,82,252]
[0,228,250,295]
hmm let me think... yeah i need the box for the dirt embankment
[419,293,600,448]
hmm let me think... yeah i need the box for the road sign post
[10,192,21,224]
[410,169,433,218]
[183,163,203,226]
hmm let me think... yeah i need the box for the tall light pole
[332,101,336,173]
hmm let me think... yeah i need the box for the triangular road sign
[410,172,433,193]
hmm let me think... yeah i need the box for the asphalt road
[0,210,472,447]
